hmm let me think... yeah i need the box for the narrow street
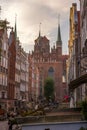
[0,1,87,130]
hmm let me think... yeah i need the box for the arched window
[48,67,54,78]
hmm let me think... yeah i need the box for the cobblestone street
[0,121,8,130]
[0,120,20,130]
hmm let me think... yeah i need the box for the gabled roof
[35,35,49,44]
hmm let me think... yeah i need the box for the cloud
[1,0,80,54]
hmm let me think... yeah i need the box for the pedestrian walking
[8,118,13,130]
[8,115,17,130]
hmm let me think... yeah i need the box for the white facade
[20,48,29,102]
[15,40,21,101]
[0,20,9,108]
[0,20,8,98]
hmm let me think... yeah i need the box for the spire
[39,23,41,37]
[14,14,17,40]
[56,14,62,45]
[0,6,1,20]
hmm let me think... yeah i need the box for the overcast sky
[0,0,80,54]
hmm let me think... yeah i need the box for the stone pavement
[0,120,20,130]
[0,120,9,130]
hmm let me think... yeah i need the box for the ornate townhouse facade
[68,3,81,107]
[0,18,29,111]
[8,28,16,110]
[80,0,87,100]
[20,48,29,108]
[0,20,9,109]
[68,1,87,108]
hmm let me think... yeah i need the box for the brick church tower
[29,20,68,102]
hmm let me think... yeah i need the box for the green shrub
[79,127,87,130]
[81,100,87,120]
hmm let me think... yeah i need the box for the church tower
[29,17,68,102]
[33,23,50,62]
[56,15,62,56]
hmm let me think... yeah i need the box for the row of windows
[0,91,7,99]
[0,57,8,68]
[0,66,8,74]
[0,74,7,85]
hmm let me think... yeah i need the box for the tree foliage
[44,77,54,101]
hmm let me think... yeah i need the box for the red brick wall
[8,30,16,100]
